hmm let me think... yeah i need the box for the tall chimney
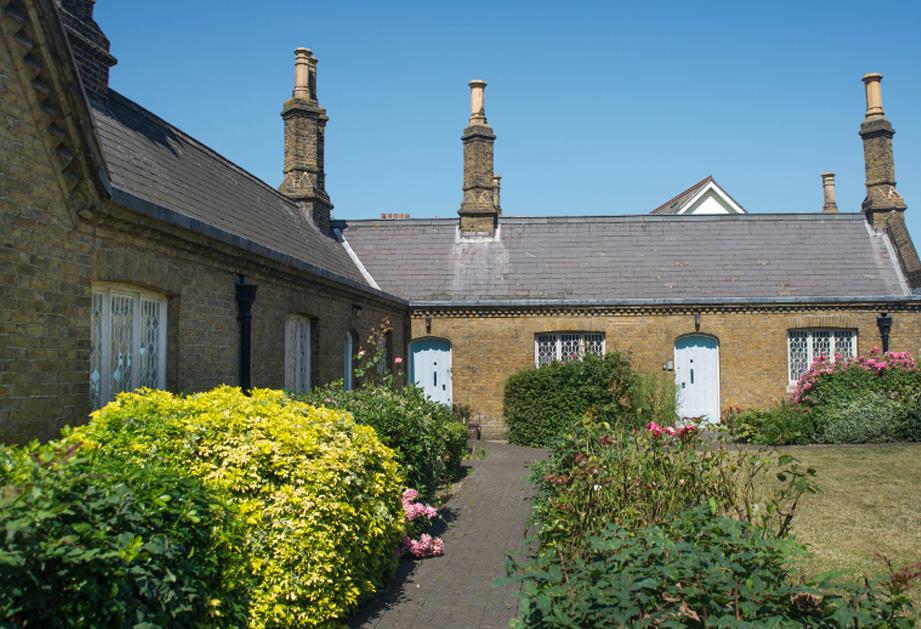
[458,80,499,236]
[279,48,333,232]
[859,73,906,229]
[58,0,117,105]
[821,172,838,213]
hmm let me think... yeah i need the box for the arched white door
[409,339,452,406]
[674,335,720,424]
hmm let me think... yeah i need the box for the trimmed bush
[304,384,466,499]
[822,393,905,444]
[75,386,405,629]
[729,402,818,445]
[503,351,676,448]
[1,439,247,627]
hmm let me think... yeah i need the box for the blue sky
[94,1,921,240]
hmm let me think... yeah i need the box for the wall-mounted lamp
[351,304,363,318]
[877,312,893,352]
[694,313,701,331]
[425,315,432,333]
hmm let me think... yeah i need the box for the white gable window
[90,285,167,411]
[535,332,605,366]
[788,329,857,383]
[286,315,312,394]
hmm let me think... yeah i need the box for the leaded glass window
[286,315,312,394]
[91,286,167,411]
[788,328,857,383]
[535,332,606,366]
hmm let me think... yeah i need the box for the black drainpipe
[876,312,892,353]
[235,275,258,394]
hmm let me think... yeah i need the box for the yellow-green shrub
[75,386,405,629]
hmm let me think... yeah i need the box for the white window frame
[787,328,857,384]
[535,332,605,366]
[90,284,167,411]
[286,315,312,394]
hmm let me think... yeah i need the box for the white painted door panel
[674,335,720,424]
[410,339,452,406]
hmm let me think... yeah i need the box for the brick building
[1,0,919,442]
[0,0,408,443]
[340,78,921,437]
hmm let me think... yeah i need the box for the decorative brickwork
[278,48,333,232]
[56,0,116,104]
[458,81,499,235]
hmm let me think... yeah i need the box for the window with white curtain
[286,315,312,394]
[788,329,857,383]
[535,332,605,366]
[90,285,167,411]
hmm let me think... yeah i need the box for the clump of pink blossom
[399,488,443,559]
[791,348,918,405]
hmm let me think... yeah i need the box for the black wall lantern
[235,276,258,394]
[876,312,892,353]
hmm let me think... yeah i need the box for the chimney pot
[821,172,838,213]
[469,79,487,125]
[862,72,885,118]
[293,48,314,99]
[381,213,386,219]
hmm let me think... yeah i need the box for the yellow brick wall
[0,32,95,443]
[411,307,921,438]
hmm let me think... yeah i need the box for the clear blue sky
[94,1,921,241]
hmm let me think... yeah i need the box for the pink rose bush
[400,488,443,559]
[792,347,918,406]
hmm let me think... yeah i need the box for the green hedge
[75,386,405,629]
[503,351,676,448]
[302,384,467,499]
[1,439,247,627]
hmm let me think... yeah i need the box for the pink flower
[646,422,664,437]
[402,488,419,502]
[394,357,403,364]
[324,398,333,403]
[678,425,696,438]
[665,426,677,436]
[358,350,366,357]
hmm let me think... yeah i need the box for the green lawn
[779,445,921,604]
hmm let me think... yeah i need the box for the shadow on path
[347,440,547,629]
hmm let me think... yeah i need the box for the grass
[778,445,921,604]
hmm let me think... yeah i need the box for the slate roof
[338,214,909,303]
[91,91,367,284]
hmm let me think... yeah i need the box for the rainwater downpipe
[235,275,258,394]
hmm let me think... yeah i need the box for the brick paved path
[347,440,547,628]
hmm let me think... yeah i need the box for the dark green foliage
[503,351,655,448]
[499,507,919,628]
[729,402,818,445]
[0,438,247,628]
[303,384,466,499]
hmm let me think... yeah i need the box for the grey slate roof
[91,91,367,284]
[338,214,909,303]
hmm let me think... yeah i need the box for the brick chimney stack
[859,73,906,229]
[279,47,333,232]
[458,80,499,236]
[821,172,838,213]
[58,0,117,105]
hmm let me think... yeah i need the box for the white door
[674,335,720,424]
[410,339,452,406]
